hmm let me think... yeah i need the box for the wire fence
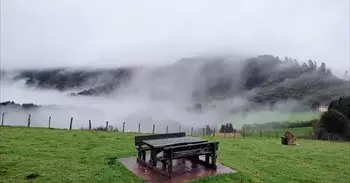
[0,112,316,139]
[0,112,220,137]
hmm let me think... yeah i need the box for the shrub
[219,123,237,133]
[328,96,350,120]
[319,109,350,138]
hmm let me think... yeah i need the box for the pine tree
[344,70,349,80]
[219,124,225,133]
[320,62,326,73]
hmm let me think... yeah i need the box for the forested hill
[1,55,349,109]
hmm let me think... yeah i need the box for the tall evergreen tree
[320,62,326,73]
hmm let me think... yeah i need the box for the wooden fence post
[27,114,31,127]
[213,128,216,137]
[89,120,92,130]
[233,131,236,138]
[166,126,168,134]
[1,112,4,126]
[48,116,51,128]
[138,123,141,133]
[191,127,193,136]
[202,128,205,136]
[152,124,155,134]
[106,121,109,131]
[69,117,73,130]
[122,122,125,132]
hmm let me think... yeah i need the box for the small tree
[344,70,349,80]
[326,68,332,75]
[328,96,350,120]
[319,109,350,138]
[205,125,213,135]
[219,124,225,133]
[320,62,326,74]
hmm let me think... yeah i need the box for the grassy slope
[1,127,349,183]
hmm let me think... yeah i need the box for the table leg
[142,151,146,161]
[137,145,142,161]
[150,148,157,166]
[162,161,167,171]
[205,154,210,164]
[211,143,217,169]
[168,148,173,176]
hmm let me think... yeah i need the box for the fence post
[152,124,155,134]
[202,128,205,136]
[122,122,125,132]
[1,112,4,126]
[191,127,193,136]
[233,131,236,138]
[106,121,109,131]
[166,126,168,134]
[27,114,31,127]
[243,128,246,138]
[138,123,141,133]
[89,120,92,130]
[69,117,73,130]
[48,116,51,128]
[213,128,216,137]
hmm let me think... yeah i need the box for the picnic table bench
[135,132,219,178]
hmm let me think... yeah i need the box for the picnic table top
[142,136,208,148]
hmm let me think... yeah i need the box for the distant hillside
[10,67,134,92]
[0,101,41,110]
[1,55,348,110]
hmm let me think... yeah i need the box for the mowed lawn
[1,127,349,183]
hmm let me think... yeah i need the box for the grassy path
[1,126,349,183]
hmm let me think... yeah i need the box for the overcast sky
[0,0,349,73]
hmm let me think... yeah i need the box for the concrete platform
[119,155,236,183]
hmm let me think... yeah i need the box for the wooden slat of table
[143,137,207,148]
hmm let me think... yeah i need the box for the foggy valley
[0,0,349,132]
[1,55,349,131]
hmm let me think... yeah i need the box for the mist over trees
[1,54,349,111]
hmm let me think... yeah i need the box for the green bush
[319,109,350,138]
[328,96,350,120]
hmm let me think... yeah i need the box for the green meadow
[1,126,349,183]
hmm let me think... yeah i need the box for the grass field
[245,127,314,139]
[1,126,349,183]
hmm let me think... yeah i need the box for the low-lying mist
[1,56,329,132]
[1,81,317,132]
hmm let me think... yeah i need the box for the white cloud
[0,0,349,73]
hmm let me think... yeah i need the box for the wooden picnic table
[143,137,208,167]
[135,133,219,178]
